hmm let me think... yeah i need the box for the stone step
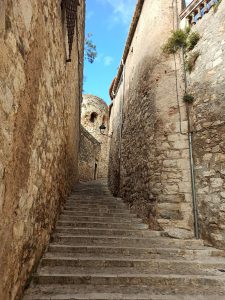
[60,210,136,217]
[56,221,149,230]
[54,227,159,237]
[47,244,225,260]
[32,268,225,286]
[63,207,129,213]
[64,203,127,209]
[52,235,203,249]
[40,256,225,271]
[59,215,142,223]
[22,284,225,300]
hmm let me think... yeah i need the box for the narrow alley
[23,181,225,299]
[1,0,225,299]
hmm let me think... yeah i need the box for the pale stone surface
[79,126,101,182]
[0,1,85,299]
[108,0,193,236]
[81,95,109,179]
[187,1,225,248]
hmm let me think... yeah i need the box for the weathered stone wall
[79,126,101,181]
[0,1,85,299]
[109,0,194,238]
[81,94,109,179]
[186,2,225,247]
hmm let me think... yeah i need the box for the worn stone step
[59,215,142,223]
[63,207,129,214]
[54,227,159,237]
[67,197,119,202]
[47,244,225,260]
[62,210,136,218]
[32,268,225,286]
[60,211,136,217]
[56,221,149,230]
[64,203,127,209]
[40,256,225,272]
[52,235,203,249]
[22,284,225,300]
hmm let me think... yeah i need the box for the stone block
[177,159,190,170]
[163,160,177,168]
[210,178,223,189]
[179,181,191,193]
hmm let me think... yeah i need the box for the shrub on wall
[162,29,200,54]
[185,51,200,73]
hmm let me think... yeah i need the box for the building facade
[81,94,109,179]
[0,1,85,299]
[108,0,225,246]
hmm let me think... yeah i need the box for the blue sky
[83,0,193,105]
[83,0,136,104]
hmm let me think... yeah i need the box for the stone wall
[186,1,225,247]
[79,126,101,181]
[109,0,195,238]
[81,94,109,179]
[0,1,85,299]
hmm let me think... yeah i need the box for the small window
[90,112,98,123]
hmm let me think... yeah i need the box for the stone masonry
[22,181,225,299]
[185,1,225,247]
[81,94,109,179]
[79,126,101,181]
[109,0,193,239]
[0,1,85,299]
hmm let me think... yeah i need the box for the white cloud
[98,0,136,28]
[103,56,114,66]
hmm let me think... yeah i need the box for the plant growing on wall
[162,29,187,54]
[187,32,201,51]
[185,51,200,73]
[213,0,222,12]
[162,28,200,54]
[85,33,97,63]
[183,93,194,103]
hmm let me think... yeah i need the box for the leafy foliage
[185,51,200,73]
[162,28,200,54]
[213,0,222,12]
[187,32,201,51]
[85,33,97,64]
[183,93,194,103]
[162,29,187,54]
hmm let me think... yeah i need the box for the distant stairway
[23,181,225,300]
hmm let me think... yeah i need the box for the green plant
[85,33,97,63]
[185,51,200,73]
[183,93,194,103]
[213,0,222,12]
[163,28,200,54]
[187,32,201,51]
[162,29,188,54]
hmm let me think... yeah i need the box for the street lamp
[99,124,112,137]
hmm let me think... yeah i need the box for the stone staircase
[23,181,225,299]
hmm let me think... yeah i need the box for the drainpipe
[118,59,126,194]
[174,0,200,239]
[182,44,200,239]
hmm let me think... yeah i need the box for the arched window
[90,112,98,123]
